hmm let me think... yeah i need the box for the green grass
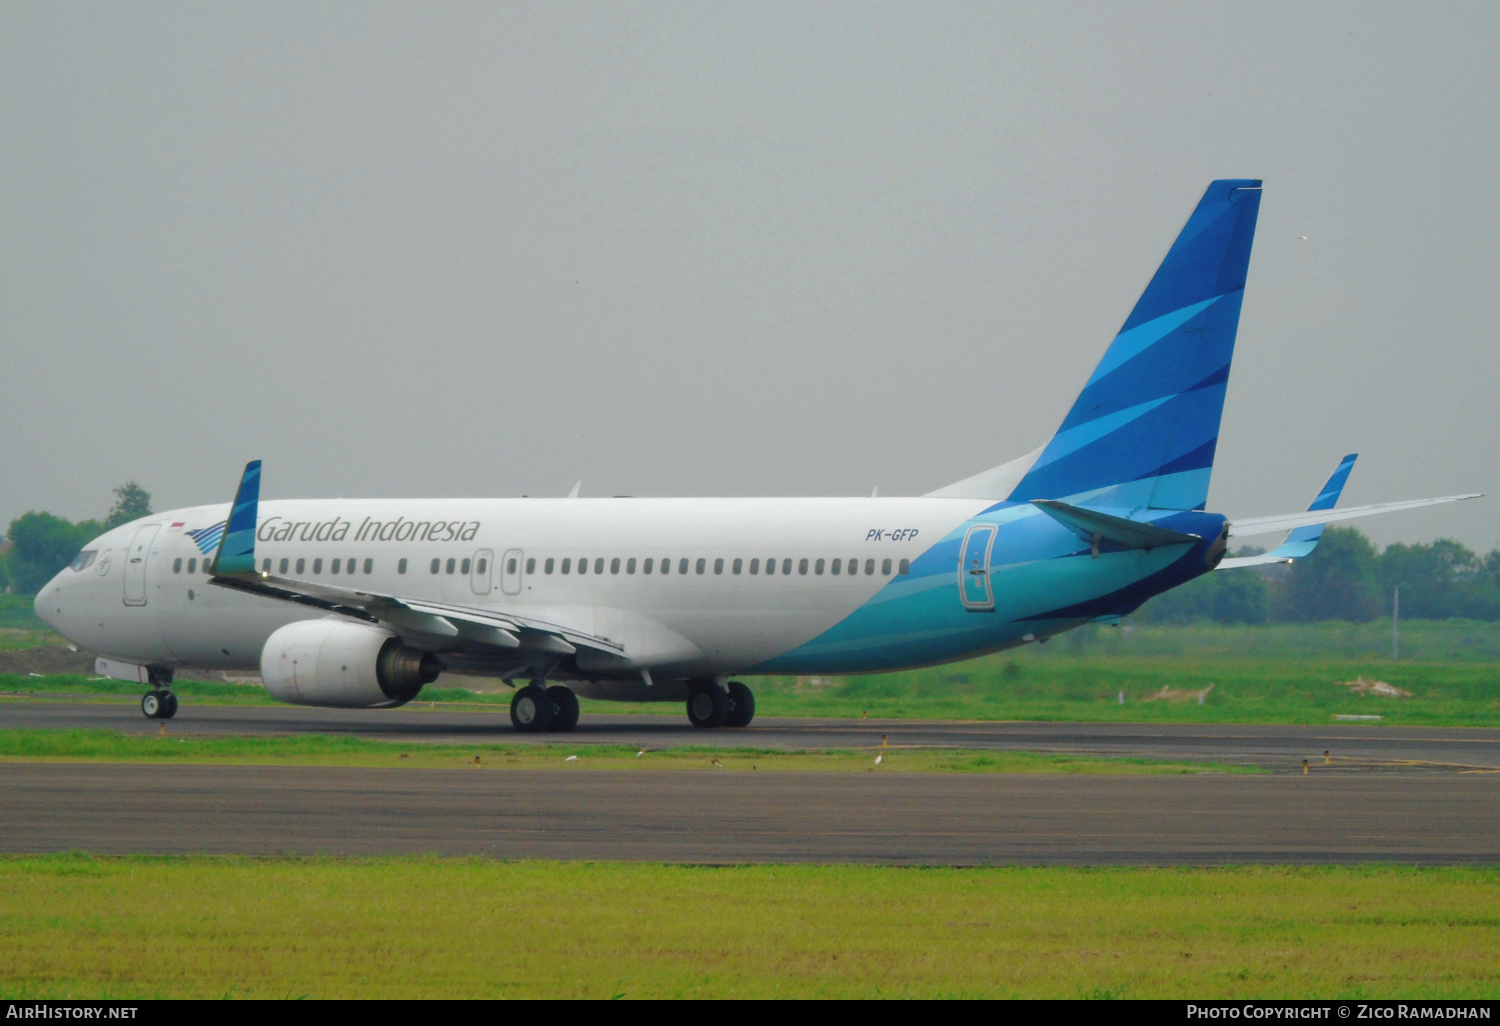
[6,621,1500,726]
[0,729,1251,774]
[1,856,1495,998]
[0,629,68,652]
[0,594,46,630]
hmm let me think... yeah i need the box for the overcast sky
[3,3,1497,550]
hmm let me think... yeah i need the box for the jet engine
[260,618,442,708]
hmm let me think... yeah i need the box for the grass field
[0,728,1251,774]
[1,856,1495,999]
[4,620,1499,726]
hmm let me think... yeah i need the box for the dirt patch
[1340,678,1412,698]
[1143,683,1215,703]
[0,646,97,675]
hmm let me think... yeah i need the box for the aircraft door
[958,524,997,612]
[123,524,160,607]
[471,549,493,595]
[500,548,524,596]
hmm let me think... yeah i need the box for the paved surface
[3,697,1499,772]
[4,762,1497,864]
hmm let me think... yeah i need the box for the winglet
[1218,454,1356,569]
[209,461,262,575]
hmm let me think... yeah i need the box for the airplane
[34,179,1478,732]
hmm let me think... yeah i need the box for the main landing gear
[140,669,177,720]
[510,682,580,734]
[687,680,754,729]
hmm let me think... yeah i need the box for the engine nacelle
[260,618,442,708]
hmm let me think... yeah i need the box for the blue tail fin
[1008,179,1262,510]
[209,460,261,575]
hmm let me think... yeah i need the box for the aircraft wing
[204,460,623,658]
[1219,453,1479,569]
[209,573,624,657]
[1228,495,1480,540]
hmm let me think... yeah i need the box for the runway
[4,761,1497,864]
[4,696,1499,772]
[5,700,1497,864]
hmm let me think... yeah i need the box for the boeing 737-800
[33,180,1478,731]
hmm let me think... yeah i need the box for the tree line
[0,483,151,594]
[1139,527,1500,624]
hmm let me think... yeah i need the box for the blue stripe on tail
[210,461,261,575]
[1009,179,1262,510]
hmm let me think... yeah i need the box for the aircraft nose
[34,575,63,632]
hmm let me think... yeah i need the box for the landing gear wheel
[724,681,755,728]
[687,684,729,729]
[510,684,555,733]
[141,689,177,719]
[546,685,579,733]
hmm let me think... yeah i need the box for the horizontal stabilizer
[1031,499,1200,551]
[1228,494,1480,539]
[1218,454,1358,569]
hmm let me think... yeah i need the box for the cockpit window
[70,550,97,572]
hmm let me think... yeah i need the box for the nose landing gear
[141,689,177,719]
[140,669,177,720]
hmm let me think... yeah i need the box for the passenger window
[510,558,519,574]
[750,558,760,575]
[297,558,306,574]
[733,558,743,575]
[313,558,323,574]
[882,558,892,576]
[611,558,621,574]
[445,558,455,574]
[263,558,272,573]
[865,559,876,576]
[831,557,841,575]
[398,558,407,574]
[189,557,199,573]
[660,558,670,575]
[430,558,440,574]
[577,558,587,575]
[714,558,724,575]
[545,557,555,574]
[627,558,636,574]
[595,558,604,574]
[525,558,535,574]
[643,558,653,574]
[331,559,340,574]
[476,558,487,575]
[281,558,290,574]
[782,558,793,575]
[562,558,572,574]
[696,558,706,575]
[679,558,688,575]
[461,558,471,575]
[173,558,182,574]
[815,558,825,575]
[848,558,857,576]
[798,558,809,575]
[765,558,775,575]
[898,558,910,575]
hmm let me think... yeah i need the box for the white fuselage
[39,496,989,679]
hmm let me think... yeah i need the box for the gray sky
[3,2,1498,550]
